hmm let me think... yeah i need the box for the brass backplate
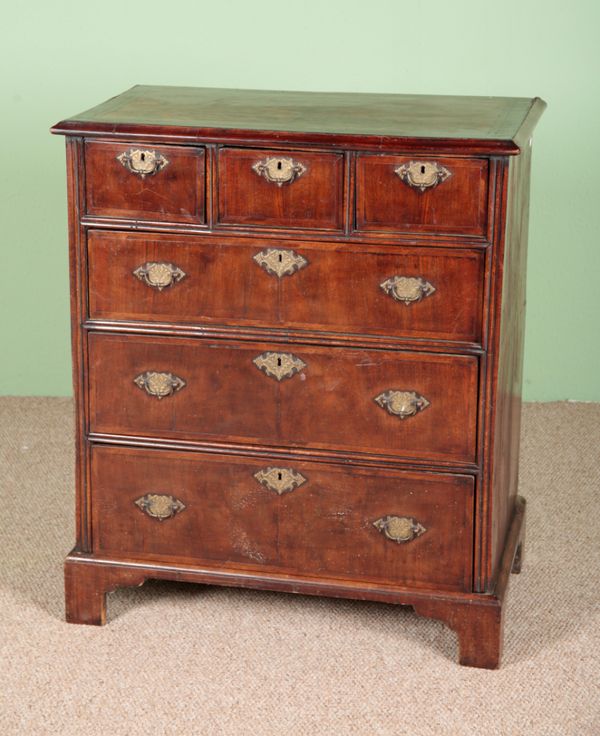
[253,352,306,381]
[373,515,427,543]
[254,467,307,495]
[134,371,186,399]
[253,248,308,278]
[134,494,186,521]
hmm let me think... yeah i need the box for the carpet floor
[0,398,598,735]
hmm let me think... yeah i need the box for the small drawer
[217,147,345,230]
[356,154,489,237]
[87,230,485,345]
[88,334,479,465]
[91,445,475,592]
[84,140,205,223]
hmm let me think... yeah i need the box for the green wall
[1,0,598,400]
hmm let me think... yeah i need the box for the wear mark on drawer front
[232,528,267,563]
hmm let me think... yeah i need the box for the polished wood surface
[53,86,544,668]
[53,86,545,154]
[84,140,205,223]
[90,445,474,592]
[87,230,485,345]
[486,144,532,586]
[356,155,489,237]
[217,147,345,230]
[88,333,479,464]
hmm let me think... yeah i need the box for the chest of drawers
[52,86,544,668]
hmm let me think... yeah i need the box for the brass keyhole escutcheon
[252,156,307,186]
[117,148,169,178]
[394,160,451,191]
[254,467,307,495]
[253,352,306,381]
[253,248,308,279]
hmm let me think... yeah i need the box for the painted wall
[1,0,598,399]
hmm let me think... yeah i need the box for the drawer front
[91,445,475,592]
[89,334,479,464]
[356,155,489,237]
[84,140,205,223]
[87,231,485,344]
[217,147,345,230]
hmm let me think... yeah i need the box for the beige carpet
[0,398,598,735]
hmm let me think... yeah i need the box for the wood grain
[53,86,544,667]
[216,147,345,230]
[88,333,479,465]
[52,86,545,155]
[84,140,205,223]
[356,154,489,237]
[87,230,486,345]
[90,445,475,592]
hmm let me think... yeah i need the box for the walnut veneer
[52,86,544,668]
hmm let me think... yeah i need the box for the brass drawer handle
[380,275,436,305]
[394,161,451,191]
[375,390,430,419]
[252,156,306,186]
[253,352,306,382]
[134,371,186,399]
[373,515,426,543]
[134,494,186,521]
[254,467,307,495]
[253,248,308,278]
[133,262,186,290]
[117,148,169,178]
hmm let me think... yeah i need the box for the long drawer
[91,445,475,592]
[87,231,486,345]
[88,333,479,465]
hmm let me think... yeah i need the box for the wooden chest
[52,86,544,668]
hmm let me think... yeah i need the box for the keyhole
[277,472,282,481]
[420,165,426,174]
[278,253,283,262]
[277,160,282,170]
[277,357,282,367]
[141,152,146,162]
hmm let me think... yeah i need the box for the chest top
[52,85,544,154]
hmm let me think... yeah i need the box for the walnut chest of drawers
[52,86,545,668]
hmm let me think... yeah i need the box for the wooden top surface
[52,85,545,153]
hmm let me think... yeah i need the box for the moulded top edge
[51,86,546,155]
